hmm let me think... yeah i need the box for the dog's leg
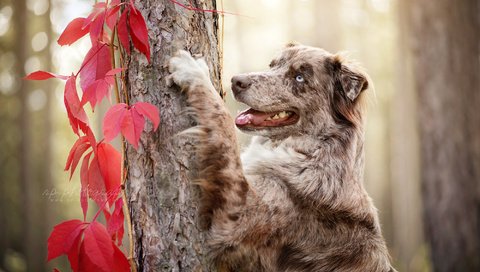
[168,50,250,231]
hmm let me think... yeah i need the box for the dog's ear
[285,41,301,48]
[339,65,368,101]
[330,56,369,101]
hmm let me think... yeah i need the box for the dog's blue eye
[295,75,304,83]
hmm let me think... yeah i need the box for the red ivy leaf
[80,143,120,208]
[80,44,112,92]
[80,151,93,220]
[64,76,89,136]
[78,241,99,272]
[103,102,159,148]
[103,103,127,142]
[81,68,124,110]
[58,17,90,46]
[106,5,121,31]
[129,7,150,62]
[107,198,125,246]
[66,235,82,272]
[24,71,68,80]
[65,136,91,179]
[113,245,131,272]
[81,80,110,110]
[117,10,130,55]
[83,222,114,272]
[121,107,145,149]
[89,10,106,44]
[65,224,88,272]
[87,155,107,206]
[47,219,85,261]
[110,0,121,7]
[134,102,160,130]
[97,142,121,203]
[106,67,124,77]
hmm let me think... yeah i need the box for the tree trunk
[403,0,480,271]
[14,0,34,269]
[124,1,221,271]
[391,1,424,271]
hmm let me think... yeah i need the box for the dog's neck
[275,125,363,162]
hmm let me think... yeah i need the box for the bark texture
[124,1,221,271]
[403,0,480,271]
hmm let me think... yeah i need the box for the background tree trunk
[391,1,425,271]
[403,0,480,271]
[14,0,35,270]
[124,1,221,271]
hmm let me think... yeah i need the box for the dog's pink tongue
[235,108,271,126]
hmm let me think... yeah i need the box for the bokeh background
[0,0,478,271]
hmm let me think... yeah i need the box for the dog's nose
[231,75,252,94]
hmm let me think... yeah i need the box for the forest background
[1,0,478,271]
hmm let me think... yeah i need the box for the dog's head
[232,43,370,139]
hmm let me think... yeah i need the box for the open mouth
[235,108,299,128]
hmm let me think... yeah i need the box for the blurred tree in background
[402,0,480,271]
[1,0,55,270]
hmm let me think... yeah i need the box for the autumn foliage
[25,0,157,271]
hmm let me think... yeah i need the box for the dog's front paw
[167,50,211,90]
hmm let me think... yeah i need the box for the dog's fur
[168,44,395,272]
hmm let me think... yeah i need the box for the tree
[124,1,222,270]
[402,0,480,271]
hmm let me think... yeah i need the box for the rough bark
[403,0,480,271]
[124,1,221,271]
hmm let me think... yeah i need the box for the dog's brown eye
[295,74,305,83]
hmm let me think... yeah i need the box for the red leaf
[134,102,160,130]
[85,126,97,150]
[110,0,121,7]
[66,234,82,272]
[80,44,112,92]
[64,76,89,136]
[24,71,68,80]
[121,107,145,149]
[117,10,130,55]
[83,222,114,272]
[65,222,88,272]
[58,17,90,46]
[77,241,99,272]
[65,136,88,171]
[65,136,91,179]
[89,10,106,44]
[103,102,157,148]
[65,78,88,124]
[106,5,121,30]
[88,156,107,206]
[107,198,125,246]
[103,103,128,142]
[80,151,93,220]
[97,142,121,202]
[81,79,111,110]
[106,67,124,77]
[47,219,84,261]
[129,7,150,61]
[113,245,131,272]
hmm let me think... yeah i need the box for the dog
[168,43,395,272]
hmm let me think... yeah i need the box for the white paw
[167,50,212,90]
